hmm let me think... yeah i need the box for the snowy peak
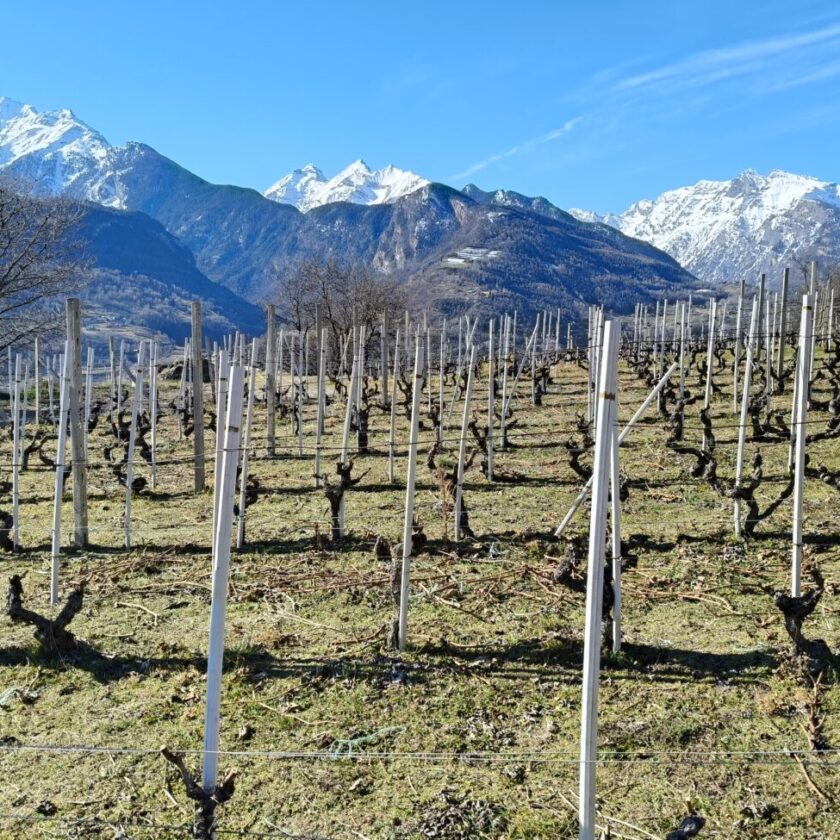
[263,159,428,211]
[263,164,327,207]
[0,96,126,206]
[571,169,840,285]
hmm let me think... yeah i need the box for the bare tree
[0,178,86,350]
[272,257,407,363]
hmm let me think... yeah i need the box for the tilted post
[733,299,759,538]
[50,345,70,605]
[579,319,619,840]
[455,345,477,540]
[397,335,425,651]
[203,363,245,793]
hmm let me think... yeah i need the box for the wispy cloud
[617,21,840,92]
[449,116,583,182]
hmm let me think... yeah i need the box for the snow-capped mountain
[264,159,428,211]
[0,96,132,206]
[570,170,840,286]
[0,98,428,215]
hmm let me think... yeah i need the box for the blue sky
[3,0,840,212]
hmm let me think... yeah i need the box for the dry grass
[0,345,838,839]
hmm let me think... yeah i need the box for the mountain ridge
[1,96,699,331]
[568,169,840,285]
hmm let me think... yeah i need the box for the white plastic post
[610,422,622,653]
[212,350,229,548]
[397,335,425,651]
[50,345,71,605]
[124,342,146,550]
[83,347,94,457]
[237,343,257,549]
[455,345,477,540]
[314,329,327,487]
[733,300,759,538]
[203,363,244,793]
[298,332,305,456]
[791,294,814,597]
[579,319,619,840]
[388,329,400,484]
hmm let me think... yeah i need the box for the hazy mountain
[569,170,840,286]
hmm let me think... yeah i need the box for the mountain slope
[264,160,428,211]
[76,203,265,342]
[570,170,840,286]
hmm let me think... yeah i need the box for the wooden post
[203,362,244,794]
[579,319,618,840]
[65,298,88,547]
[124,342,146,550]
[388,329,400,484]
[733,299,759,538]
[265,304,276,456]
[50,345,71,605]
[12,355,21,549]
[791,294,814,597]
[192,302,206,491]
[455,345,477,540]
[397,334,425,651]
[486,321,494,480]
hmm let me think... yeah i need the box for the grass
[0,342,838,839]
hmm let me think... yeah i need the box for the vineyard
[0,289,838,840]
